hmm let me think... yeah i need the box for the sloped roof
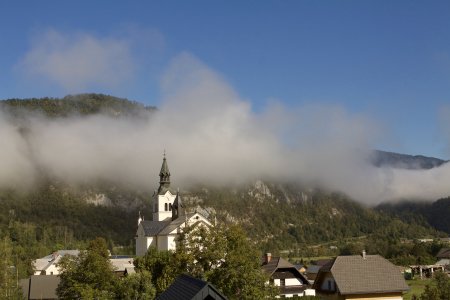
[21,275,60,299]
[306,265,322,274]
[261,256,309,285]
[261,256,295,275]
[110,257,134,272]
[314,255,409,295]
[33,250,80,273]
[157,274,227,300]
[141,213,209,237]
[437,248,450,259]
[141,220,171,236]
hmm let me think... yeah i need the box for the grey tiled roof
[157,274,227,300]
[21,275,60,299]
[159,213,196,235]
[437,248,450,259]
[141,220,170,236]
[261,256,309,285]
[261,256,295,275]
[141,213,198,236]
[315,255,409,295]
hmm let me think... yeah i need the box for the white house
[135,154,211,256]
[261,253,315,298]
[33,251,135,276]
[33,250,80,275]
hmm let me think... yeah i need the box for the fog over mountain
[1,53,450,204]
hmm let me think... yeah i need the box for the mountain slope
[370,150,448,169]
[377,197,450,235]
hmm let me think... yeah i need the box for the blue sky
[1,1,450,158]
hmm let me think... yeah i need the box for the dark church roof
[141,220,171,236]
[158,153,174,195]
[141,213,197,236]
[157,274,227,300]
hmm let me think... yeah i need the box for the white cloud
[17,29,135,91]
[3,52,450,204]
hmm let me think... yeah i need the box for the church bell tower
[153,152,177,221]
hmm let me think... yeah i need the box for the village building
[261,253,315,298]
[436,247,450,266]
[135,154,211,255]
[157,274,228,300]
[20,275,60,300]
[313,252,409,300]
[33,250,80,275]
[32,250,134,277]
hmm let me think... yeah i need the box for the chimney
[265,253,272,264]
[362,250,366,259]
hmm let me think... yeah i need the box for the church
[135,154,211,256]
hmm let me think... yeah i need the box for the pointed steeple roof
[172,191,185,221]
[158,151,172,194]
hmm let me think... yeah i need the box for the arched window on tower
[165,203,168,211]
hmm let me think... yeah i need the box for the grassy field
[403,279,431,300]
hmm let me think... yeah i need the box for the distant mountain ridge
[0,93,156,118]
[370,150,448,170]
[0,93,447,251]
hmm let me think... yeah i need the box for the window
[169,203,173,211]
[165,203,168,211]
[280,279,285,286]
[327,280,335,291]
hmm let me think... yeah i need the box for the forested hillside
[1,93,155,118]
[377,197,450,235]
[0,94,447,280]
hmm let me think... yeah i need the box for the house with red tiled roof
[313,252,409,300]
[261,253,315,298]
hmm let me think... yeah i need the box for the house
[135,154,211,255]
[20,275,60,300]
[313,252,409,300]
[32,250,80,275]
[109,256,135,277]
[294,264,307,274]
[157,274,227,300]
[305,265,322,283]
[261,253,315,298]
[33,251,135,276]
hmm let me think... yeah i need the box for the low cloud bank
[3,52,450,204]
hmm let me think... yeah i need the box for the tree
[133,246,177,295]
[199,225,277,299]
[135,223,277,299]
[57,237,118,299]
[116,270,156,300]
[420,271,450,300]
[0,235,20,299]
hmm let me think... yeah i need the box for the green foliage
[1,93,155,118]
[116,270,156,300]
[0,236,20,299]
[201,225,278,300]
[134,247,177,295]
[420,272,450,300]
[189,185,442,254]
[135,224,277,300]
[57,238,118,299]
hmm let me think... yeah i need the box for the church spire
[158,151,171,194]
